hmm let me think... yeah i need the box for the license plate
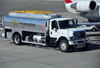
[77,43,85,48]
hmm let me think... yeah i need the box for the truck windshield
[58,20,76,29]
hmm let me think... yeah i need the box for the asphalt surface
[0,0,100,68]
[0,0,65,16]
[0,33,100,68]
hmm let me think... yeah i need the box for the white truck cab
[46,18,89,52]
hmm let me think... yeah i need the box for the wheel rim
[61,42,66,50]
[15,36,19,44]
[93,29,95,31]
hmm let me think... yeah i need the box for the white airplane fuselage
[65,0,100,22]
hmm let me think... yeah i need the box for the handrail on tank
[10,10,53,15]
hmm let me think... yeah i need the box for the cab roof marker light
[56,14,58,16]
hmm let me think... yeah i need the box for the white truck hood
[68,28,85,32]
[60,28,85,37]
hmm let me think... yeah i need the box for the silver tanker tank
[4,10,61,32]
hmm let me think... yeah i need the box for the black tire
[59,39,69,52]
[13,34,21,45]
[92,28,96,32]
[80,43,89,51]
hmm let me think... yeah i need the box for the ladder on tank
[0,15,3,30]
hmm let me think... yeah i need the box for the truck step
[22,41,45,46]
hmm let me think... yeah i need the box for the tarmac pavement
[0,0,100,68]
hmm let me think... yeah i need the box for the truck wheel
[80,43,89,51]
[59,39,69,52]
[92,28,96,32]
[14,34,21,45]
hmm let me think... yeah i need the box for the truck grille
[74,31,85,39]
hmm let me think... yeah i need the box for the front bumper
[68,39,89,45]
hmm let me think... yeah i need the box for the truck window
[51,20,58,29]
[58,20,76,29]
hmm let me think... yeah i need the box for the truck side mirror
[74,18,78,26]
[76,21,78,26]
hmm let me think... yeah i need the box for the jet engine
[71,1,97,12]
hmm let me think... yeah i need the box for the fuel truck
[3,10,89,52]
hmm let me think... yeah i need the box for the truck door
[50,20,59,38]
